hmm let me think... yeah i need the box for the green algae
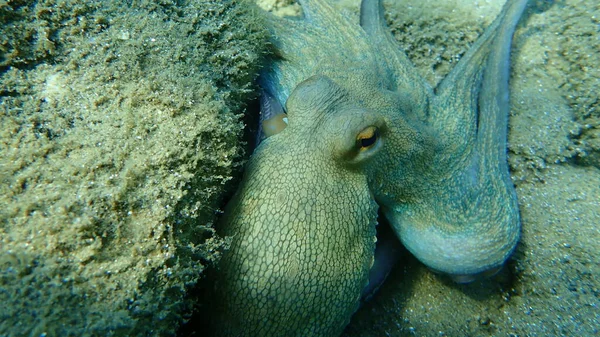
[0,0,267,335]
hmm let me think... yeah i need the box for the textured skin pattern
[359,0,527,278]
[214,77,380,337]
[214,0,527,335]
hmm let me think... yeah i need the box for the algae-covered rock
[0,0,267,335]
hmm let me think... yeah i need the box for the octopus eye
[357,126,379,150]
[262,113,288,138]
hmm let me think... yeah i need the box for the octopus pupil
[360,133,377,148]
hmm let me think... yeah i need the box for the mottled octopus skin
[214,0,527,335]
[213,76,382,337]
[360,0,526,278]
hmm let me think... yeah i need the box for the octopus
[211,0,528,336]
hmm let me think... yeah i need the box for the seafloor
[1,0,599,336]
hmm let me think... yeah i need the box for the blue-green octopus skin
[360,0,527,280]
[213,0,527,335]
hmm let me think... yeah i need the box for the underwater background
[1,0,598,336]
